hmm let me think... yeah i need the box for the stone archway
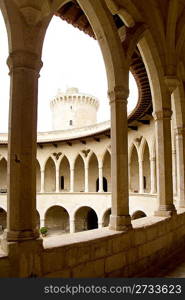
[0,158,7,193]
[44,158,56,192]
[103,151,111,192]
[74,155,85,192]
[59,156,70,192]
[102,208,111,227]
[75,206,98,232]
[36,160,41,193]
[45,206,70,235]
[88,153,99,192]
[131,210,147,220]
[143,142,151,193]
[130,146,139,193]
[0,207,7,232]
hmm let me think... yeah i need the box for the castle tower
[50,87,99,130]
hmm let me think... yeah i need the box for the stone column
[150,157,157,194]
[98,164,103,192]
[175,127,185,207]
[128,163,131,192]
[108,86,132,231]
[172,149,177,196]
[70,219,75,233]
[40,169,45,193]
[56,167,60,193]
[5,50,43,242]
[85,166,89,192]
[153,108,176,216]
[98,222,103,228]
[139,159,144,193]
[70,168,74,192]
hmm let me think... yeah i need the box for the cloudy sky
[0,13,138,133]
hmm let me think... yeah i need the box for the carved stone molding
[108,86,129,105]
[13,0,51,25]
[7,50,43,74]
[164,76,180,93]
[81,149,90,157]
[53,152,62,160]
[152,108,172,121]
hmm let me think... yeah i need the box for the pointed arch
[142,141,151,193]
[59,155,70,192]
[0,157,7,192]
[74,154,85,192]
[44,157,56,192]
[88,152,99,192]
[130,145,139,193]
[36,159,41,193]
[102,150,111,192]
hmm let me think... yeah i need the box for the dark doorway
[87,209,98,230]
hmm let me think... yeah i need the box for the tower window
[69,120,73,126]
[70,106,72,110]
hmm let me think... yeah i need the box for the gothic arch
[44,157,56,192]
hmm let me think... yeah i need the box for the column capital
[164,76,180,93]
[175,127,185,136]
[7,50,43,74]
[152,108,172,121]
[108,86,129,105]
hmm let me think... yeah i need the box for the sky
[0,13,138,133]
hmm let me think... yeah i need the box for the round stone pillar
[153,108,176,216]
[5,50,43,242]
[175,127,185,207]
[108,86,132,231]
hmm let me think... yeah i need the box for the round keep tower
[50,87,99,130]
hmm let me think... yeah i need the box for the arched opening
[45,206,69,235]
[44,158,56,192]
[130,146,139,193]
[0,11,9,133]
[131,210,147,220]
[0,158,7,193]
[103,151,111,192]
[36,160,41,193]
[74,155,85,192]
[96,177,108,192]
[75,206,98,232]
[0,208,7,232]
[36,210,40,229]
[102,208,111,227]
[88,153,98,192]
[143,142,151,193]
[59,156,70,192]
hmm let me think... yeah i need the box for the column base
[154,204,177,217]
[109,215,132,231]
[2,228,40,243]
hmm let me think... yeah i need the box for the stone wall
[41,210,185,277]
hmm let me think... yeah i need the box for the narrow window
[143,176,146,190]
[61,176,64,190]
[69,120,73,126]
